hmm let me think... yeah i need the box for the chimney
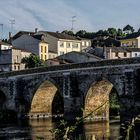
[9,32,12,40]
[35,28,38,33]
[8,32,12,43]
[103,45,106,59]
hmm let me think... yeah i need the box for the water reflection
[0,118,121,140]
[84,121,110,139]
[29,119,55,140]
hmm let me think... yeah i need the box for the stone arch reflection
[84,79,120,121]
[83,79,120,139]
[29,80,64,118]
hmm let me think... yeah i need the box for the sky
[0,0,140,38]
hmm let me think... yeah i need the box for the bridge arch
[28,79,64,118]
[84,78,120,121]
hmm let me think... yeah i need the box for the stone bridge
[0,58,140,123]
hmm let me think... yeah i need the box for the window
[14,65,16,70]
[60,42,64,47]
[41,46,43,52]
[124,52,127,57]
[73,43,78,48]
[44,46,47,53]
[41,54,43,59]
[66,42,71,48]
[45,55,47,60]
[16,56,18,62]
[115,52,119,57]
[82,41,85,46]
[18,65,20,70]
[132,42,136,47]
[86,42,89,46]
[135,53,138,57]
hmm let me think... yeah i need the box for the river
[0,118,120,140]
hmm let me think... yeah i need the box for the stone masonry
[0,57,140,124]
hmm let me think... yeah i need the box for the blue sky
[0,0,140,38]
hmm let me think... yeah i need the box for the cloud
[0,0,96,38]
[0,0,44,38]
[19,0,95,31]
[0,0,140,38]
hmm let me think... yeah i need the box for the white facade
[12,34,49,61]
[48,51,57,59]
[57,40,81,56]
[81,40,91,50]
[36,31,91,57]
[131,52,140,57]
[0,43,12,50]
[137,37,140,48]
[0,48,31,72]
[120,36,140,48]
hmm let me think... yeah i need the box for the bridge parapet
[0,57,140,78]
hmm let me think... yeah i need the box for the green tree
[21,54,45,68]
[117,28,125,38]
[107,28,118,39]
[75,30,87,37]
[61,30,74,36]
[123,24,134,34]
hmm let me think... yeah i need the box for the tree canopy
[123,24,134,34]
[61,30,74,36]
[21,54,45,68]
[62,27,127,39]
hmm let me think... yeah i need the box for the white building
[127,48,140,57]
[0,47,31,72]
[0,41,12,50]
[11,34,51,61]
[87,47,140,60]
[36,31,91,56]
[120,32,140,48]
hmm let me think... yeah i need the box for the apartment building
[90,46,140,60]
[11,31,91,60]
[0,47,31,72]
[105,47,131,59]
[120,32,140,48]
[12,34,49,61]
[0,41,12,50]
[36,31,91,56]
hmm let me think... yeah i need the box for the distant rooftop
[31,34,48,43]
[126,48,140,52]
[37,31,81,40]
[0,41,11,46]
[57,51,102,63]
[12,31,35,40]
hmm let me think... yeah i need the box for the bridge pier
[63,97,82,120]
[119,96,139,139]
[62,73,82,120]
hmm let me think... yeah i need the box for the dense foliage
[21,54,45,68]
[61,24,138,40]
[109,88,120,116]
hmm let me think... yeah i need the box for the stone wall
[1,57,140,77]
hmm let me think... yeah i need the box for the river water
[0,119,120,140]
